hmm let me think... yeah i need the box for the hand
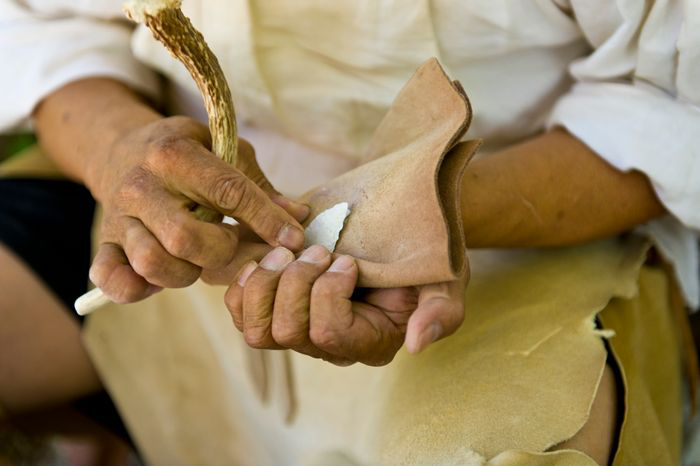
[88,116,308,304]
[224,245,468,366]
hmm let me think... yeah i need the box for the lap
[84,237,682,465]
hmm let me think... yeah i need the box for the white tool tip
[74,288,111,316]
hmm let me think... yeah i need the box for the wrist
[83,105,163,201]
[460,159,502,249]
[459,154,537,249]
[33,78,162,199]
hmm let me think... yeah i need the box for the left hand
[224,245,468,366]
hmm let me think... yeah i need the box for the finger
[235,140,309,223]
[146,137,305,251]
[90,243,161,304]
[363,287,418,328]
[242,247,295,349]
[201,241,272,285]
[235,139,278,195]
[271,195,310,224]
[309,256,402,366]
[121,217,201,288]
[124,175,240,269]
[225,260,258,332]
[405,279,467,354]
[271,245,332,354]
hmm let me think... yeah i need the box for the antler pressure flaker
[75,0,239,315]
[123,0,238,167]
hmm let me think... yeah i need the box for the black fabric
[0,177,95,314]
[691,312,700,365]
[72,391,132,444]
[0,178,132,444]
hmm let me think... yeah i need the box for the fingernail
[237,261,258,286]
[297,204,311,221]
[277,223,305,250]
[260,247,294,271]
[413,322,443,354]
[329,255,354,272]
[298,245,329,263]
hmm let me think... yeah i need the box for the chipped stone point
[304,202,351,252]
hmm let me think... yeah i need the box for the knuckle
[224,286,241,314]
[163,222,200,259]
[231,314,243,332]
[309,324,341,352]
[130,246,163,279]
[146,135,187,169]
[209,173,256,214]
[173,266,201,287]
[367,352,397,367]
[244,326,271,349]
[327,358,355,367]
[271,323,307,348]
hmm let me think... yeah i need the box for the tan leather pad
[300,58,480,288]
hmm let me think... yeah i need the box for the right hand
[87,116,308,304]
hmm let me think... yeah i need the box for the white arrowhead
[304,202,351,252]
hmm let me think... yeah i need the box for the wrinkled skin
[88,116,308,304]
[220,245,468,366]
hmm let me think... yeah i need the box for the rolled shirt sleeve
[0,0,160,132]
[547,0,700,308]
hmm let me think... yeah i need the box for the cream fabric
[0,0,698,307]
[0,0,160,130]
[84,237,650,465]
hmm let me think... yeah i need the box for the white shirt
[1,0,698,308]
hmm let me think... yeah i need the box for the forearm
[461,129,666,248]
[33,78,162,198]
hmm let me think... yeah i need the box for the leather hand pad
[300,58,481,287]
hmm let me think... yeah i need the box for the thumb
[405,277,467,354]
